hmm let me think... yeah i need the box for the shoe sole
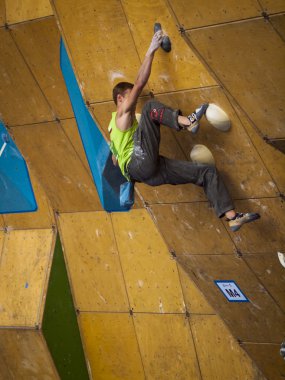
[187,104,208,134]
[187,122,199,134]
[230,214,260,232]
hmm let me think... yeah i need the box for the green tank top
[108,112,138,178]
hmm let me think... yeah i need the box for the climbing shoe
[187,103,209,134]
[227,212,260,232]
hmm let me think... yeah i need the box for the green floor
[42,236,89,380]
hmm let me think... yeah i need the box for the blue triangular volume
[60,40,133,212]
[0,122,37,214]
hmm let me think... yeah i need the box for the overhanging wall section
[183,10,285,152]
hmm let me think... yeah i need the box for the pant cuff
[218,205,235,218]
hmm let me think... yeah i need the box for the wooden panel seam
[269,15,285,42]
[6,14,55,27]
[9,28,56,125]
[56,215,81,311]
[2,0,6,26]
[231,103,281,193]
[39,330,60,379]
[37,228,57,328]
[187,317,206,380]
[58,120,93,181]
[49,0,89,104]
[110,213,133,311]
[0,229,8,268]
[180,15,272,32]
[241,255,285,315]
[182,30,262,143]
[128,313,147,379]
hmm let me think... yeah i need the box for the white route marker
[0,142,7,157]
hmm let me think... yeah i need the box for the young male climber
[108,30,260,232]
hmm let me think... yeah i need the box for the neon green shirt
[108,112,138,178]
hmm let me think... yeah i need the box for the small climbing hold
[205,103,231,132]
[190,144,215,166]
[154,22,171,52]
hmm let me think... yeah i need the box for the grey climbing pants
[127,100,234,217]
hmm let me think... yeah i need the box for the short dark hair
[112,82,134,105]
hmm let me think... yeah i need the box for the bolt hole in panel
[60,40,133,212]
[0,121,37,214]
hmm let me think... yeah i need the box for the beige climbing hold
[278,252,285,268]
[205,103,231,131]
[190,144,215,165]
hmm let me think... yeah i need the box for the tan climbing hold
[190,144,215,165]
[205,103,231,131]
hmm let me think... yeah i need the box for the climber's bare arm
[116,31,163,131]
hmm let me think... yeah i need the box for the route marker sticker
[0,142,7,157]
[214,280,249,302]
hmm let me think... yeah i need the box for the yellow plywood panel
[134,314,201,380]
[58,212,129,312]
[0,231,4,258]
[112,209,185,313]
[0,0,5,26]
[0,229,54,327]
[223,198,285,254]
[243,343,285,380]
[135,178,204,205]
[0,353,11,380]
[60,118,90,173]
[150,203,236,255]
[189,19,285,139]
[235,104,285,194]
[178,265,215,314]
[132,192,145,209]
[170,0,261,29]
[80,313,144,380]
[190,315,263,380]
[271,14,285,40]
[6,0,53,24]
[11,122,102,212]
[10,18,73,119]
[52,0,142,103]
[244,254,285,312]
[260,0,285,13]
[156,88,278,199]
[178,254,285,343]
[0,216,5,230]
[3,168,55,230]
[121,0,216,93]
[0,330,59,379]
[0,29,54,126]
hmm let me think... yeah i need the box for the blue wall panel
[0,122,37,214]
[60,41,132,212]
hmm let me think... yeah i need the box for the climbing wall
[0,2,90,378]
[51,1,285,378]
[0,0,284,379]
